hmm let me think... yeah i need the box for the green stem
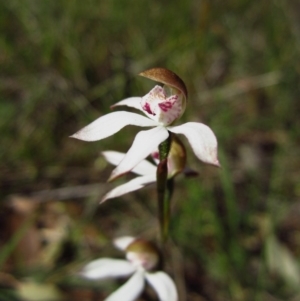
[163,177,174,240]
[157,133,172,243]
[157,158,168,242]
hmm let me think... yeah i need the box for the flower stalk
[157,134,172,243]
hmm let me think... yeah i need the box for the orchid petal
[132,160,157,176]
[102,151,156,176]
[108,126,169,181]
[70,111,157,142]
[80,258,135,280]
[102,151,125,166]
[145,271,178,301]
[105,270,145,301]
[101,174,156,203]
[111,97,144,112]
[169,122,220,166]
[113,236,136,251]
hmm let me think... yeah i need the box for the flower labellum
[140,85,182,126]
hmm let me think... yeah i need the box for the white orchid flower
[80,236,178,301]
[71,68,219,181]
[100,134,197,203]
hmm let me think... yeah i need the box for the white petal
[102,151,156,176]
[70,111,157,142]
[80,258,135,280]
[102,151,125,166]
[105,270,145,301]
[132,160,157,176]
[145,271,178,301]
[111,97,144,112]
[101,174,156,203]
[108,126,169,181]
[113,236,136,251]
[169,122,220,166]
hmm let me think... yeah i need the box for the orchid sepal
[169,122,220,167]
[138,67,187,101]
[108,126,169,181]
[70,111,156,142]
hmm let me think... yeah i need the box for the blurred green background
[1,0,300,300]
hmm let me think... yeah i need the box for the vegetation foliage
[1,0,300,300]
